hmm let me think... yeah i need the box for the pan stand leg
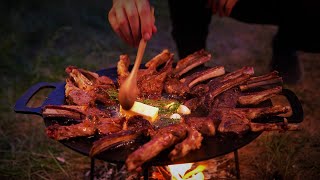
[234,150,240,179]
[143,166,149,180]
[90,158,95,180]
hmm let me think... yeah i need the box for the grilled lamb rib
[42,105,112,119]
[126,123,189,171]
[43,105,124,140]
[173,49,212,77]
[210,105,295,135]
[184,66,254,111]
[66,66,114,90]
[238,86,282,105]
[45,116,124,140]
[125,117,216,170]
[239,71,283,91]
[168,127,203,161]
[117,49,174,98]
[65,66,116,106]
[164,50,225,97]
[185,68,284,112]
[206,66,254,102]
[90,116,153,157]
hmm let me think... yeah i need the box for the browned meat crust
[65,66,116,106]
[90,116,153,157]
[117,55,130,86]
[126,124,188,171]
[164,50,223,97]
[212,106,291,134]
[45,116,124,140]
[168,127,203,161]
[46,119,96,140]
[185,117,216,136]
[117,50,174,98]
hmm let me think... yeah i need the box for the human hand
[108,0,157,47]
[208,0,238,17]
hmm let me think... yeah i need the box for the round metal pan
[14,66,304,166]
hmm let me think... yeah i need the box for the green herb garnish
[140,98,181,116]
[106,88,119,102]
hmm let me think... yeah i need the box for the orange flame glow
[167,163,206,180]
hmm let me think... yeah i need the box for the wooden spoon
[118,39,147,110]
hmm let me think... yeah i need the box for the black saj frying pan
[14,66,304,166]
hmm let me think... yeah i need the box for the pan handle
[282,88,304,123]
[14,82,64,116]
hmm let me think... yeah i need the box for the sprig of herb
[159,103,181,115]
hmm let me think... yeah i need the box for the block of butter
[120,101,159,122]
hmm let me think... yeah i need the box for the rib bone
[240,71,283,91]
[42,105,111,119]
[238,86,283,105]
[90,130,140,157]
[180,66,225,88]
[173,49,211,77]
[209,67,254,95]
[169,128,203,161]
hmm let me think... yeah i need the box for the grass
[254,132,308,178]
[1,0,320,179]
[240,131,320,179]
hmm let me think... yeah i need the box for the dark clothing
[168,0,320,58]
[168,0,212,58]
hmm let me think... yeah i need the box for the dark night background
[1,0,320,179]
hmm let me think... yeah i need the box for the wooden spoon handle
[131,39,147,74]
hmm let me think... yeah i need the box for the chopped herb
[153,117,181,128]
[106,88,119,102]
[140,98,181,116]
